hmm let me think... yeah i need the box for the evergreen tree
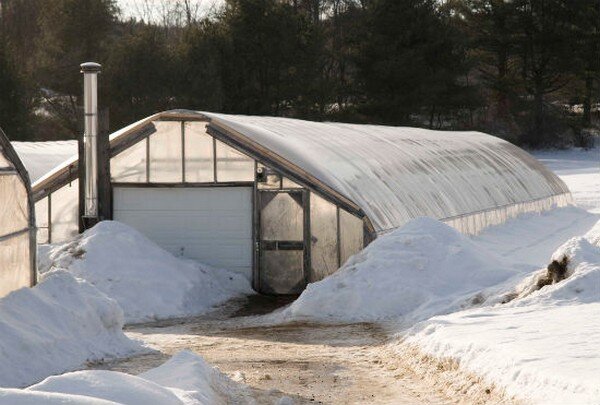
[36,0,118,97]
[104,23,175,128]
[359,0,475,126]
[513,0,574,146]
[0,38,31,140]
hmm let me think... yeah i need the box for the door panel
[113,187,253,279]
[258,189,308,295]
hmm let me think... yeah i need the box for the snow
[0,271,140,388]
[0,351,251,405]
[12,141,77,183]
[394,148,600,404]
[533,148,600,214]
[401,226,600,404]
[277,217,522,324]
[39,221,253,323]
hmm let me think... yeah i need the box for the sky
[118,0,224,22]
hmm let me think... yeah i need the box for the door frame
[254,187,310,294]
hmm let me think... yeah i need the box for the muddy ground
[91,296,503,404]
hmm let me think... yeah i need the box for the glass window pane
[35,197,49,244]
[111,139,147,183]
[50,182,79,243]
[310,193,339,281]
[184,122,214,182]
[149,121,183,183]
[340,209,364,265]
[0,174,28,236]
[0,233,31,297]
[216,140,254,182]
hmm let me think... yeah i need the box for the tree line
[0,0,598,147]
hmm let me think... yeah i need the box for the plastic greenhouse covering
[30,110,572,250]
[202,112,571,234]
[0,128,35,297]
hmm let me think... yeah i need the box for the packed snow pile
[401,220,600,404]
[39,221,253,323]
[278,217,521,324]
[0,351,253,405]
[0,271,141,388]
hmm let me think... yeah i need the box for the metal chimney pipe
[80,62,101,219]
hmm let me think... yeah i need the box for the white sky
[118,0,224,22]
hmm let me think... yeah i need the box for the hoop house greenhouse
[30,110,571,294]
[0,127,36,298]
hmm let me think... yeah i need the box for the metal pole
[80,62,101,220]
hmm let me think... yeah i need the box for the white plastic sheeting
[12,141,77,183]
[31,110,572,240]
[0,130,35,297]
[203,113,571,233]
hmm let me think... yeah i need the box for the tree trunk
[532,76,545,145]
[583,75,593,127]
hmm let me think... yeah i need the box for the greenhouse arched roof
[32,110,571,235]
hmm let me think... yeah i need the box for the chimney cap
[80,62,102,73]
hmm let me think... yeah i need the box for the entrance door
[257,189,308,295]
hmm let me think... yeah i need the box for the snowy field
[0,147,596,404]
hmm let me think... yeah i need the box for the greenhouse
[31,110,571,294]
[0,127,36,298]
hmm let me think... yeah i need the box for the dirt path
[93,297,451,404]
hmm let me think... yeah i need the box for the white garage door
[113,187,253,279]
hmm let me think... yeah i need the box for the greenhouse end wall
[0,128,36,297]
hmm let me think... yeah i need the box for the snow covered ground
[39,221,253,323]
[0,351,253,404]
[0,271,141,388]
[401,223,600,404]
[533,148,600,214]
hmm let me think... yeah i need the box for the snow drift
[278,217,520,324]
[0,351,252,405]
[0,271,140,388]
[402,220,600,404]
[39,221,253,323]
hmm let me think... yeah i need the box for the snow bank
[0,351,252,405]
[402,221,600,404]
[474,205,598,268]
[39,221,253,323]
[0,271,140,388]
[533,147,600,214]
[140,350,253,404]
[278,217,520,324]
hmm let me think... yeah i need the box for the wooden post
[77,107,85,233]
[97,108,111,221]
